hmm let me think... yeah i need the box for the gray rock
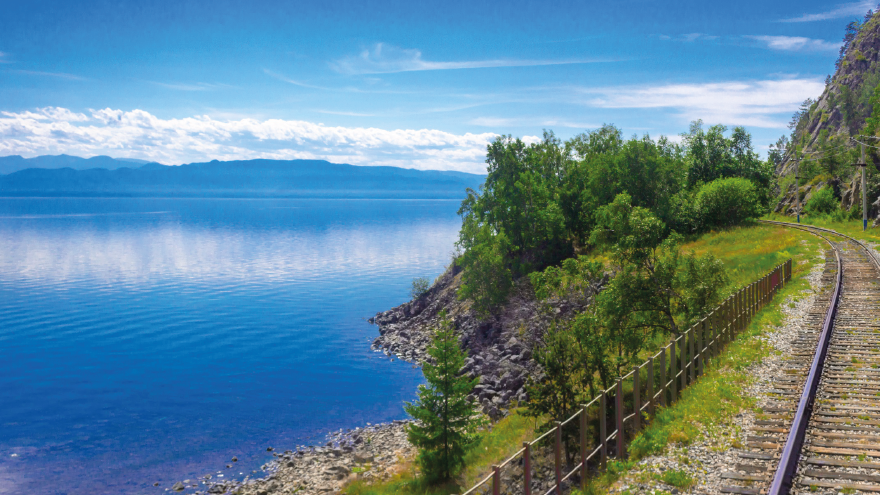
[172,481,185,492]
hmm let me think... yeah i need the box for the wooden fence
[462,259,793,495]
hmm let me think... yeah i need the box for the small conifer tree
[404,311,483,483]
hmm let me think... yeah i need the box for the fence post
[688,327,695,384]
[616,379,625,459]
[599,393,607,469]
[492,465,500,495]
[554,422,562,495]
[523,442,531,495]
[647,357,655,417]
[680,334,686,391]
[670,339,678,402]
[633,364,641,432]
[659,348,667,407]
[580,406,587,489]
[698,319,704,376]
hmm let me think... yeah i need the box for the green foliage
[456,222,513,317]
[455,123,769,312]
[695,177,762,229]
[528,195,727,431]
[657,469,695,490]
[403,312,483,483]
[410,277,431,300]
[805,186,839,216]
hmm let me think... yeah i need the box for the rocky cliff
[369,264,606,419]
[774,11,880,223]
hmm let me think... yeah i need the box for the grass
[656,468,695,490]
[343,410,535,495]
[347,223,826,495]
[573,223,825,494]
[765,213,880,246]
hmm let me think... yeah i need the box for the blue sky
[0,0,872,172]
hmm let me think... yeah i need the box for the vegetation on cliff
[456,124,772,317]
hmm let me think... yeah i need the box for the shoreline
[194,420,416,495]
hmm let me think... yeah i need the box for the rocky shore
[164,420,415,495]
[369,263,606,419]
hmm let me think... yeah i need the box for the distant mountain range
[0,155,486,199]
[0,154,154,175]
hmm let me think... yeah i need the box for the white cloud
[780,0,874,22]
[0,107,498,173]
[331,43,610,75]
[580,78,825,128]
[746,35,839,52]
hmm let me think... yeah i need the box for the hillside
[775,9,880,222]
[0,154,154,175]
[0,157,486,199]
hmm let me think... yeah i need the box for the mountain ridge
[0,156,486,199]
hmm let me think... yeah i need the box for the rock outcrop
[369,264,606,419]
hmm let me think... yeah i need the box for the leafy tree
[410,277,431,300]
[695,178,763,229]
[404,312,483,483]
[836,20,861,71]
[589,194,728,372]
[768,135,789,168]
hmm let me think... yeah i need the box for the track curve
[735,220,880,495]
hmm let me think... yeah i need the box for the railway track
[720,221,880,495]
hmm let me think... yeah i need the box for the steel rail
[757,219,880,494]
[761,220,842,495]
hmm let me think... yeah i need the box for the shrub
[695,177,762,229]
[657,468,695,490]
[805,186,838,216]
[410,277,430,300]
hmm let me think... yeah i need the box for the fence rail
[462,259,793,495]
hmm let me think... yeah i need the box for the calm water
[0,197,461,495]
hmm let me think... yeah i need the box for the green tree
[404,312,483,483]
[410,277,431,300]
[695,177,763,229]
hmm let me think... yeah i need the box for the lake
[0,197,462,495]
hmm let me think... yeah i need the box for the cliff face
[775,12,880,223]
[369,265,606,419]
[778,13,880,177]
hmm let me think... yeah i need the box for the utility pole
[795,152,800,224]
[861,142,868,231]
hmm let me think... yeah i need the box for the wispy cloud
[0,106,499,173]
[746,35,839,52]
[579,78,825,128]
[313,110,377,117]
[331,43,614,75]
[146,81,236,91]
[263,69,332,90]
[658,33,719,42]
[10,69,86,80]
[780,0,874,22]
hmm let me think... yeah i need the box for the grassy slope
[344,223,824,495]
[765,213,880,245]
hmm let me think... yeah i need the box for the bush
[657,468,695,490]
[805,186,838,216]
[410,277,431,300]
[695,177,762,229]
